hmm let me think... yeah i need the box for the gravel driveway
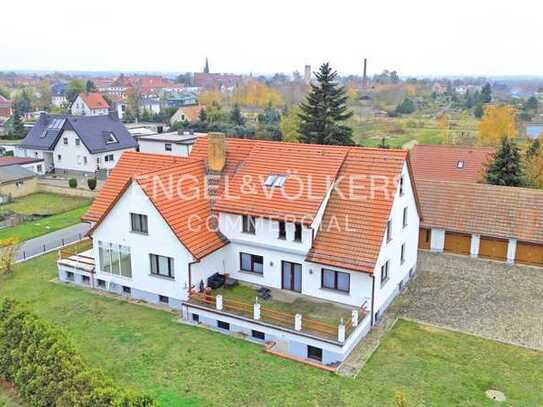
[396,251,543,351]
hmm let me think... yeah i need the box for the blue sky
[1,0,540,77]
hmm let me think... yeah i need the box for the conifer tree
[297,63,354,145]
[485,137,524,186]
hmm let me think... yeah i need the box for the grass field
[0,252,541,406]
[0,206,89,241]
[0,193,91,216]
[0,385,22,407]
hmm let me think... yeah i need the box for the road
[16,222,92,262]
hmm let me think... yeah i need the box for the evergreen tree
[485,137,524,186]
[9,108,26,139]
[85,80,96,93]
[230,104,245,125]
[526,138,541,159]
[297,63,353,145]
[473,103,484,119]
[198,107,207,122]
[480,83,492,103]
[395,97,416,114]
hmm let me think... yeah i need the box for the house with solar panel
[57,134,420,368]
[15,112,137,176]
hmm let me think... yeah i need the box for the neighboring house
[0,165,37,199]
[170,105,205,125]
[139,97,161,115]
[0,95,12,119]
[15,113,137,175]
[51,83,67,108]
[411,144,543,267]
[0,156,45,175]
[138,131,204,156]
[58,135,421,366]
[107,95,127,121]
[71,92,110,116]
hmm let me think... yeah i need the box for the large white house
[58,134,420,367]
[16,113,137,175]
[71,92,110,116]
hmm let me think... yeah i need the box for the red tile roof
[136,161,227,259]
[307,148,410,272]
[82,151,187,222]
[0,157,43,167]
[417,179,543,244]
[410,144,494,183]
[84,138,416,270]
[79,92,109,110]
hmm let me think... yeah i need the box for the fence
[188,291,365,342]
[15,232,90,262]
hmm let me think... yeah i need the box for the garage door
[444,232,471,255]
[479,236,508,261]
[419,228,431,250]
[516,242,543,267]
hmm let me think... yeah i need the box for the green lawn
[0,206,89,241]
[0,385,22,407]
[0,193,91,216]
[0,253,542,406]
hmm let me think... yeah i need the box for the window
[75,138,80,146]
[242,215,255,234]
[130,213,148,234]
[402,207,408,228]
[307,345,322,362]
[217,320,230,330]
[96,157,101,164]
[251,330,265,340]
[63,137,68,145]
[37,164,42,173]
[240,252,263,274]
[66,271,74,281]
[150,254,175,279]
[401,243,406,264]
[57,154,62,161]
[264,174,287,187]
[83,156,87,165]
[321,269,350,293]
[386,220,392,242]
[122,286,131,294]
[165,143,172,152]
[104,154,114,162]
[97,279,106,288]
[294,223,302,242]
[192,313,200,322]
[457,160,465,169]
[82,275,90,285]
[159,295,169,304]
[380,260,390,287]
[98,241,132,278]
[399,175,405,196]
[278,221,286,240]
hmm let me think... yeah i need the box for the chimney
[362,58,368,90]
[208,132,225,172]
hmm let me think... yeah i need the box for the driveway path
[15,222,91,261]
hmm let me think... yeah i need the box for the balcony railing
[188,291,367,343]
[57,238,95,272]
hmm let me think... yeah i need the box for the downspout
[370,274,376,326]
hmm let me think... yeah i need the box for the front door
[282,261,302,292]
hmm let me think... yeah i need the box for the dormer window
[105,132,118,144]
[264,174,287,187]
[457,160,465,169]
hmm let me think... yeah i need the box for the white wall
[92,182,195,301]
[372,162,420,316]
[15,148,54,172]
[21,162,45,175]
[138,140,190,157]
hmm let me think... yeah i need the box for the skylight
[456,160,465,169]
[264,174,287,187]
[105,132,118,144]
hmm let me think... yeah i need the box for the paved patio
[339,251,543,376]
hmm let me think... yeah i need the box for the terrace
[188,283,368,343]
[57,239,95,273]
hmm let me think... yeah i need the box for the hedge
[68,178,77,188]
[0,298,156,406]
[87,178,97,191]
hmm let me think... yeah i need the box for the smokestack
[208,132,225,172]
[362,58,368,90]
[304,65,311,84]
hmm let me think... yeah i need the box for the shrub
[87,178,97,191]
[0,298,156,406]
[68,178,77,188]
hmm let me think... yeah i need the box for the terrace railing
[188,291,368,343]
[58,238,93,260]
